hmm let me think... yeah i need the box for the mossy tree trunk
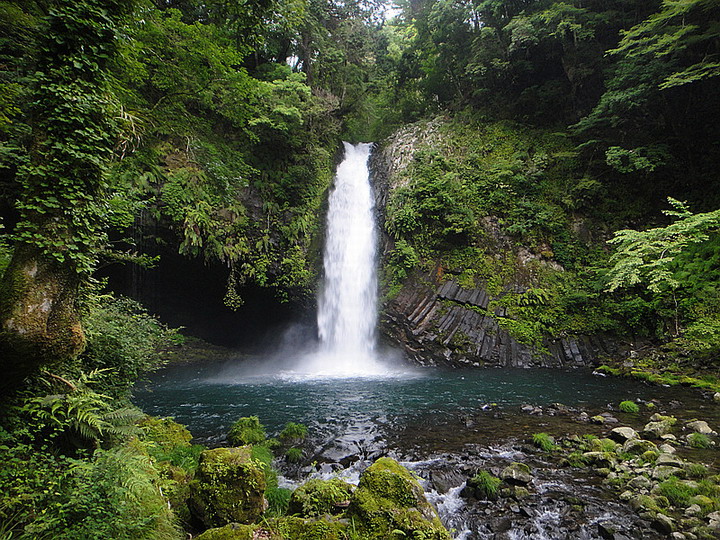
[0,245,84,387]
[0,0,134,390]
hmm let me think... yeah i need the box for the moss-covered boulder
[500,462,533,485]
[642,414,677,439]
[348,457,450,539]
[270,516,348,539]
[195,518,347,540]
[288,478,354,517]
[189,447,267,528]
[194,523,261,540]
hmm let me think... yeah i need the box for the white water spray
[306,142,388,376]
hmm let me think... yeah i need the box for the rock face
[380,272,613,368]
[370,119,616,369]
[189,447,266,528]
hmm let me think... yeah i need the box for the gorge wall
[371,120,617,368]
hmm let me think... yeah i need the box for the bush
[685,463,710,479]
[657,476,697,507]
[532,432,556,452]
[470,470,502,500]
[228,416,266,446]
[279,422,308,445]
[688,432,712,449]
[81,295,181,397]
[619,400,640,414]
[286,447,303,463]
[0,443,179,540]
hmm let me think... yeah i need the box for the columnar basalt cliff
[370,120,617,368]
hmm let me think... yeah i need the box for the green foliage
[80,294,180,396]
[20,369,143,450]
[687,432,712,449]
[470,470,501,500]
[227,416,267,446]
[0,440,180,540]
[288,477,354,517]
[532,432,556,452]
[606,199,720,294]
[285,447,304,463]
[279,422,308,445]
[618,400,640,414]
[657,476,697,508]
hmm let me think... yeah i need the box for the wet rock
[656,453,684,468]
[189,446,266,528]
[685,504,702,516]
[430,469,466,494]
[610,427,639,443]
[627,476,652,491]
[652,513,675,534]
[500,462,533,485]
[598,521,619,540]
[623,439,658,455]
[661,434,678,442]
[643,415,677,438]
[713,392,720,402]
[582,452,616,468]
[652,465,680,480]
[685,420,716,435]
[659,443,676,454]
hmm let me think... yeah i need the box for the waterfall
[309,142,386,375]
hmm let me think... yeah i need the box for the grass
[471,470,501,500]
[688,432,712,449]
[532,432,556,452]
[619,400,640,414]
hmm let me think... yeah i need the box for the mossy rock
[623,439,658,455]
[189,446,267,528]
[347,457,450,540]
[194,523,261,540]
[139,416,193,449]
[288,478,354,517]
[269,516,348,539]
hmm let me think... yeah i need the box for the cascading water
[306,142,388,376]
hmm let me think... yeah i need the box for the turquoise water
[133,361,681,446]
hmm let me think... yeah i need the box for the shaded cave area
[101,245,315,351]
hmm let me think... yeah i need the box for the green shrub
[266,487,292,517]
[279,422,308,445]
[657,476,697,507]
[532,432,556,452]
[685,463,710,479]
[228,416,266,446]
[470,470,502,500]
[0,443,179,540]
[81,295,180,397]
[286,447,303,463]
[688,432,712,449]
[619,400,640,414]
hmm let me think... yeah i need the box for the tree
[605,198,720,334]
[0,0,134,389]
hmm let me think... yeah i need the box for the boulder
[643,415,677,439]
[582,452,616,468]
[348,457,450,539]
[288,478,354,517]
[189,447,267,528]
[627,475,652,491]
[609,427,639,443]
[622,439,658,455]
[194,523,257,539]
[652,513,674,535]
[685,420,717,435]
[499,462,534,485]
[656,453,684,468]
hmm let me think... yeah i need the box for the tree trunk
[0,244,84,390]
